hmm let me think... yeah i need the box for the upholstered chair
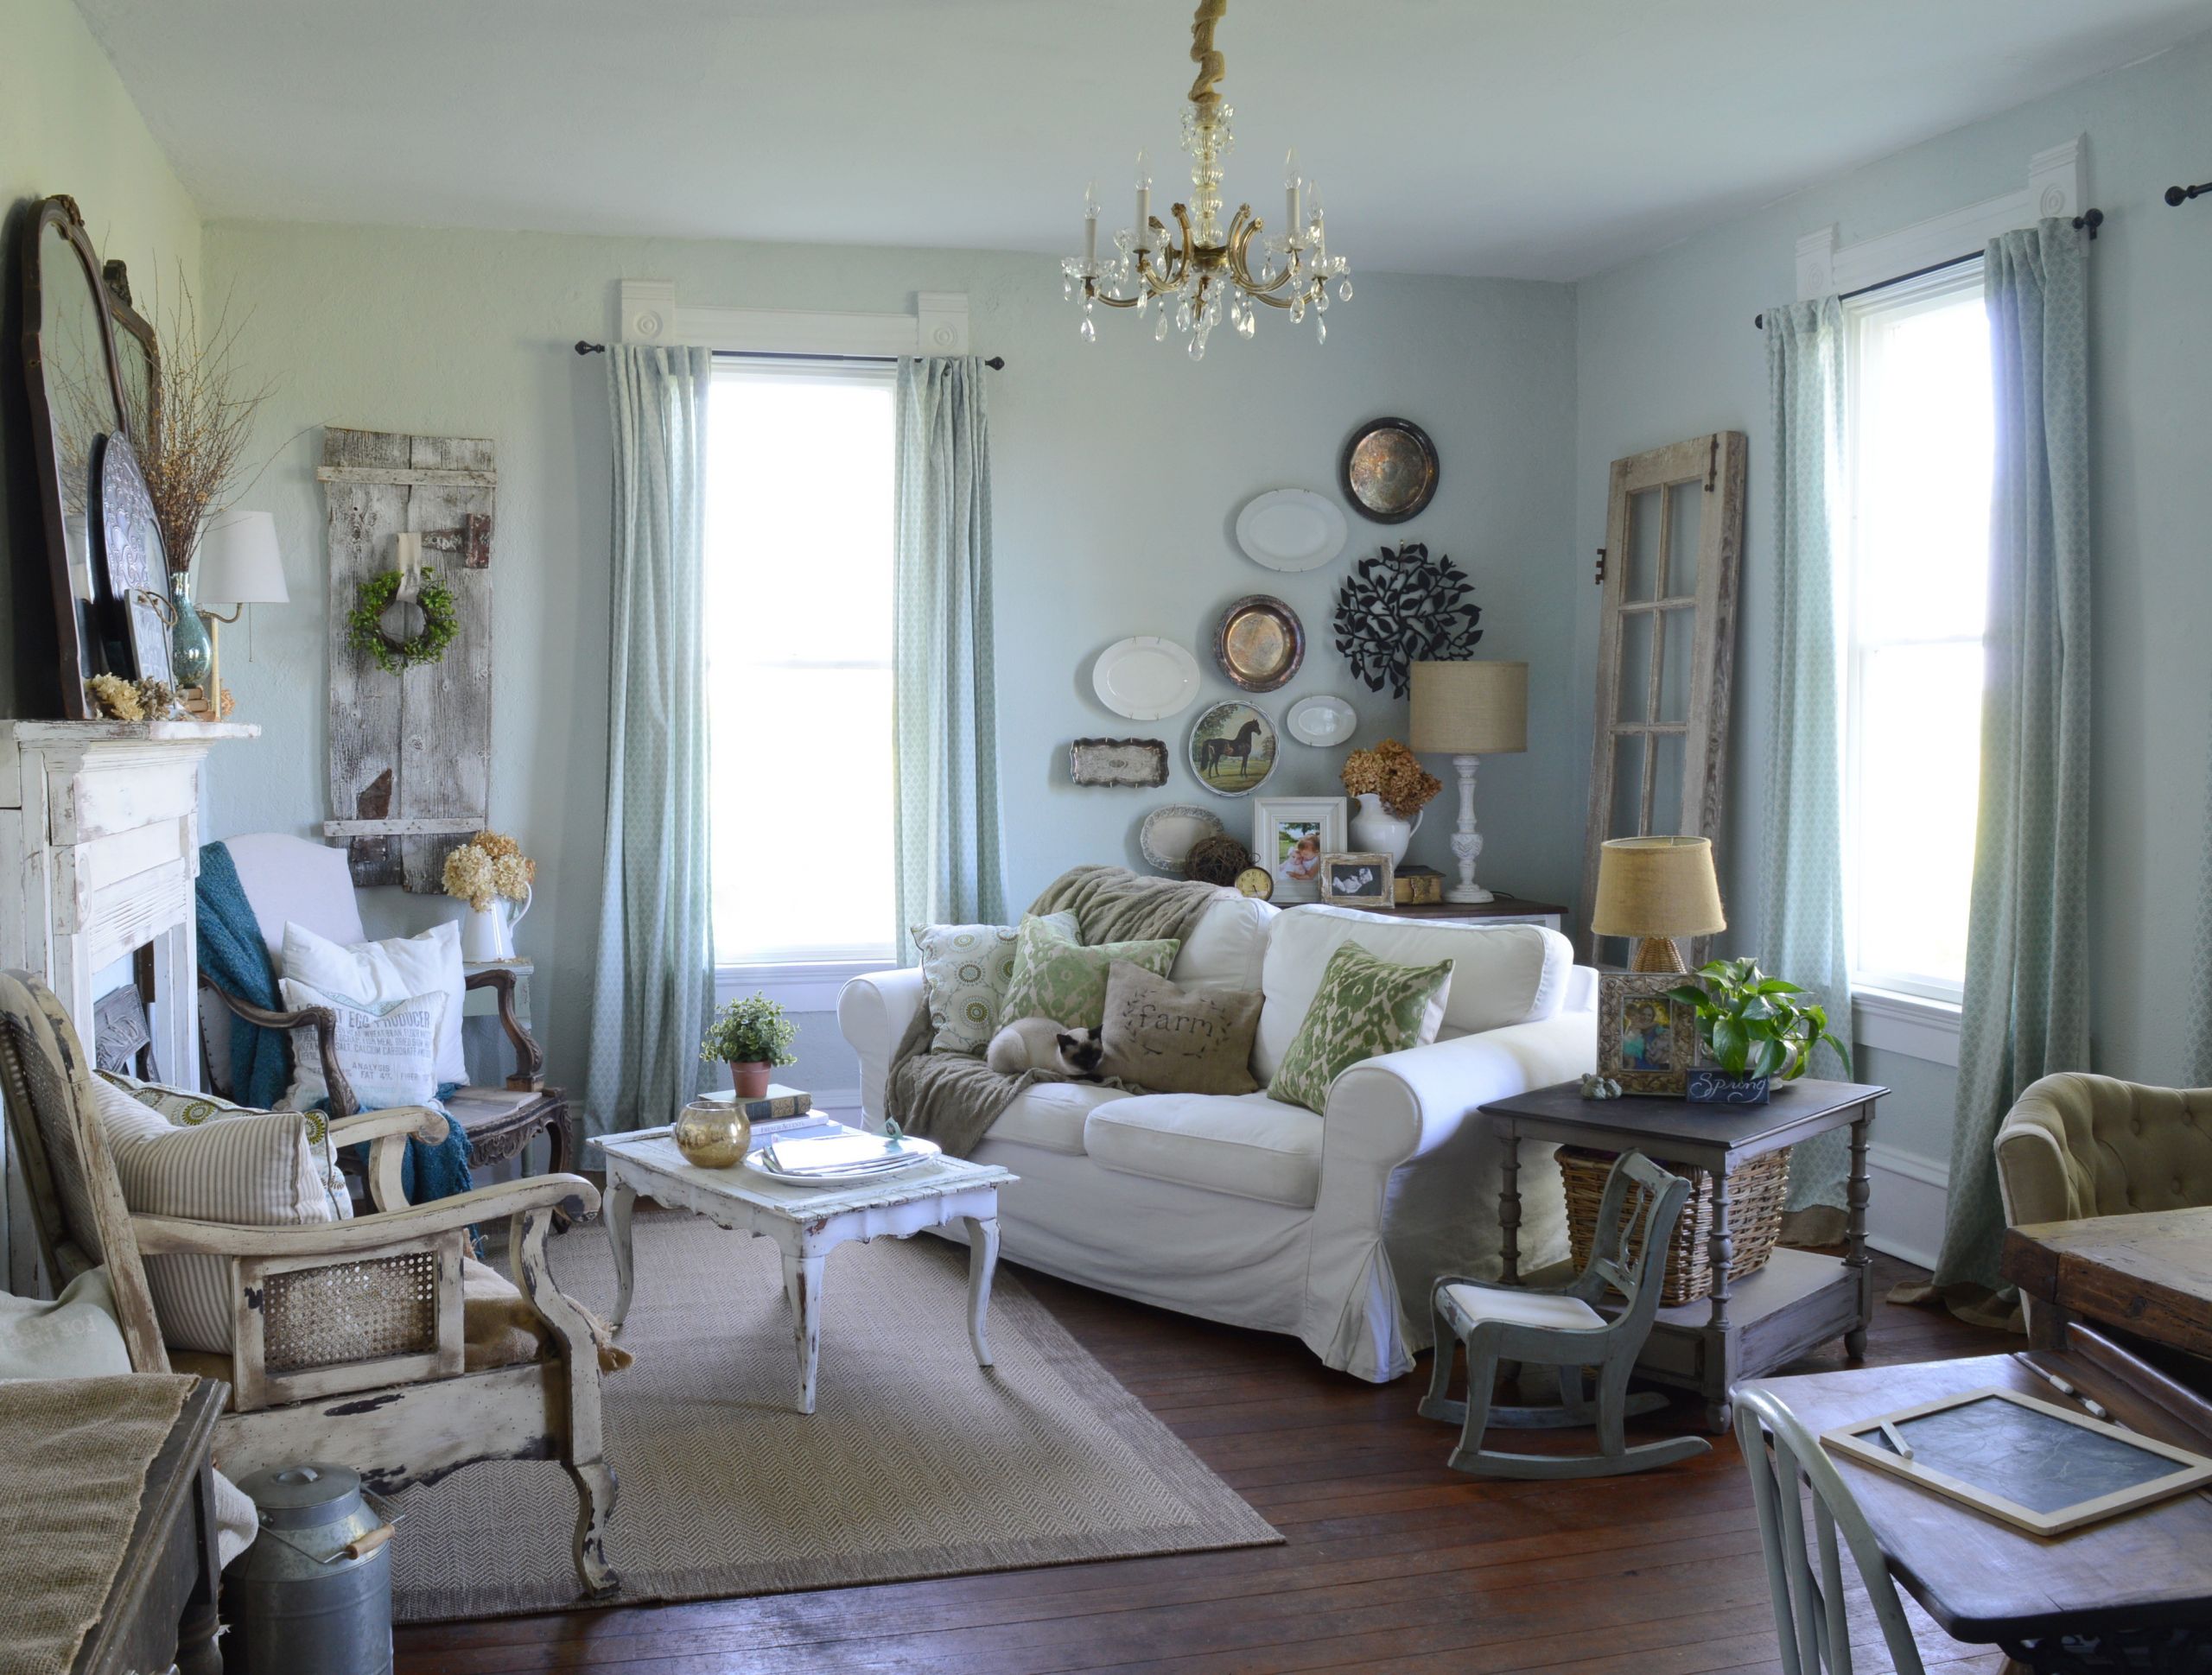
[1994,1073,2212,1329]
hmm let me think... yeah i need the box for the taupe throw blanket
[888,866,1232,1156]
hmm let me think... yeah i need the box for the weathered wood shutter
[318,428,495,890]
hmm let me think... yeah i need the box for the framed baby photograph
[1597,971,1699,1095]
[1251,796,1345,904]
[1319,851,1395,909]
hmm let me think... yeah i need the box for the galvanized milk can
[229,1462,400,1675]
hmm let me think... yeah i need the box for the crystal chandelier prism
[1063,0,1351,360]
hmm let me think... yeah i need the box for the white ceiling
[73,0,2212,280]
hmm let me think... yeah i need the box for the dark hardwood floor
[396,1250,2009,1675]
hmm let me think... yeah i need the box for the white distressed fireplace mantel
[0,718,257,1288]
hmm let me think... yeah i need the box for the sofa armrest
[838,968,927,1122]
[1995,1085,2090,1228]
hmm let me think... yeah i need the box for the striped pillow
[99,1071,351,1221]
[88,1073,344,1354]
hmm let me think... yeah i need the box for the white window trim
[1793,137,2082,301]
[1852,986,1962,1069]
[715,958,894,1015]
[620,279,969,356]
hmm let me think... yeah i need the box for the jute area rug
[390,1209,1280,1621]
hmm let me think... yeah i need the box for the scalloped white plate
[1093,637,1202,721]
[1236,489,1349,573]
[1139,804,1227,872]
[1287,694,1357,746]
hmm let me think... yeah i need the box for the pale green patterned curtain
[1760,298,1855,1223]
[1927,220,2092,1309]
[893,357,1005,948]
[585,345,715,1137]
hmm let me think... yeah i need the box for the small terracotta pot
[729,1061,772,1099]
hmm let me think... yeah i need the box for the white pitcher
[1349,792,1422,866]
[461,884,531,961]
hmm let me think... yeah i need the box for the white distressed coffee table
[589,1125,1017,1415]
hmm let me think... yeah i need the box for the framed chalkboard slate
[1823,1386,2212,1536]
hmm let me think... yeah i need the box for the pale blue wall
[198,225,1580,1114]
[1573,30,2212,1174]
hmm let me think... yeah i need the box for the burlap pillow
[1097,961,1262,1095]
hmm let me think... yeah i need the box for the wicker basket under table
[1558,1143,1790,1308]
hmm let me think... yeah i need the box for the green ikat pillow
[1268,941,1453,1114]
[912,911,1078,1055]
[1001,914,1180,1034]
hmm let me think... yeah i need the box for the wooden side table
[1478,1077,1886,1431]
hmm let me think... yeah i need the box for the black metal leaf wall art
[1332,542,1483,697]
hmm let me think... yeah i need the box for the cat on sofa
[985,1017,1104,1079]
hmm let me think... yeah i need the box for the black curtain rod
[574,339,1005,369]
[1752,208,2103,329]
[2168,180,2212,206]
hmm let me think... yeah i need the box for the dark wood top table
[1327,893,1568,929]
[1745,1353,2212,1653]
[1481,1078,1889,1431]
[2003,1204,2212,1361]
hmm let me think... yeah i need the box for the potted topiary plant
[1665,957,1850,1105]
[701,993,799,1099]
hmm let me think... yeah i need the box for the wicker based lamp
[1409,660,1528,904]
[1590,836,1726,973]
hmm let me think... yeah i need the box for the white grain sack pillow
[88,1074,342,1353]
[280,919,468,1088]
[278,980,447,1113]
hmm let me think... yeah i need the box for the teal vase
[168,571,213,687]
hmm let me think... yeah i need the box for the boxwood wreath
[346,570,459,675]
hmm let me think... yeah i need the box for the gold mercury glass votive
[673,1099,751,1168]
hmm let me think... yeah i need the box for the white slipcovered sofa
[838,898,1597,1382]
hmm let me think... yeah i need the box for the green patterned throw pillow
[913,913,1077,1055]
[1268,941,1454,1114]
[1001,914,1180,1033]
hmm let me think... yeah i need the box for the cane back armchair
[0,968,620,1597]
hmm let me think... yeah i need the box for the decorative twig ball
[1184,833,1255,886]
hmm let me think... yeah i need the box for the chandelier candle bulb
[1084,182,1100,266]
[1135,151,1151,247]
[1284,148,1300,235]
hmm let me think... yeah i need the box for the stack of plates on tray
[750,1130,941,1183]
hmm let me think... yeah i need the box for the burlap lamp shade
[1590,835,1726,973]
[1408,661,1529,904]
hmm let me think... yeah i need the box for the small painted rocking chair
[1420,1148,1710,1479]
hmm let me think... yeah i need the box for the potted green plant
[701,993,799,1100]
[1665,957,1850,1105]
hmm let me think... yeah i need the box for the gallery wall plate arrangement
[1286,694,1357,746]
[1139,803,1228,873]
[1187,699,1278,796]
[1251,796,1347,904]
[1212,595,1305,693]
[1069,737,1169,788]
[1341,417,1439,523]
[1235,488,1349,573]
[1092,635,1202,721]
[1334,542,1483,698]
[1319,851,1395,909]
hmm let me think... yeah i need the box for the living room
[3,0,2211,1670]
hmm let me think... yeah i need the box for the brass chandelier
[1064,0,1351,359]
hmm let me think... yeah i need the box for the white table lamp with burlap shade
[1589,835,1726,973]
[1409,660,1527,904]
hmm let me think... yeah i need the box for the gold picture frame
[1319,851,1395,909]
[1597,971,1697,1095]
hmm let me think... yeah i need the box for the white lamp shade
[197,510,289,606]
[1409,660,1529,755]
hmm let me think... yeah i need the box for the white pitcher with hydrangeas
[442,831,536,961]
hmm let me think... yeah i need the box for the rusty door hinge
[1706,434,1719,492]
[419,512,493,568]
[1593,549,1606,585]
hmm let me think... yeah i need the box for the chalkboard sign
[1823,1386,2212,1536]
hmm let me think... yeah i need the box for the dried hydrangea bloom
[1340,738,1441,818]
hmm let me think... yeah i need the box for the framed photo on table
[1319,852,1395,909]
[1598,971,1697,1094]
[1251,796,1344,904]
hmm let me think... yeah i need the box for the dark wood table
[1745,1353,2212,1665]
[1479,1077,1886,1431]
[76,1377,226,1675]
[2004,1204,2212,1359]
[1328,892,1568,931]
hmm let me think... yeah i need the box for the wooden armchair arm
[327,1103,453,1211]
[196,972,359,1118]
[130,1172,601,1258]
[466,968,544,1092]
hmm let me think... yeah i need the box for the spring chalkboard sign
[1822,1386,2212,1536]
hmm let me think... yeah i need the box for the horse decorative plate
[1186,700,1279,797]
[1212,595,1305,693]
[1139,804,1228,873]
[1287,694,1357,746]
[1341,417,1440,524]
[1235,489,1349,573]
[1092,636,1202,721]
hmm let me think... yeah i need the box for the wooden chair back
[1577,1150,1691,1340]
[0,969,170,1372]
[1734,1385,1924,1675]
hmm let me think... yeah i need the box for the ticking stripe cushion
[88,1073,345,1355]
[99,1071,351,1222]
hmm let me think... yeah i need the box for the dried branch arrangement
[133,267,274,577]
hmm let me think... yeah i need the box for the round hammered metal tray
[1212,594,1306,692]
[1341,416,1439,523]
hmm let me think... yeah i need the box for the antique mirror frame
[19,195,136,718]
[102,258,162,466]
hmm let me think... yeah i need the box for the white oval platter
[1287,694,1357,746]
[1139,803,1227,872]
[1093,637,1203,721]
[1236,489,1350,573]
